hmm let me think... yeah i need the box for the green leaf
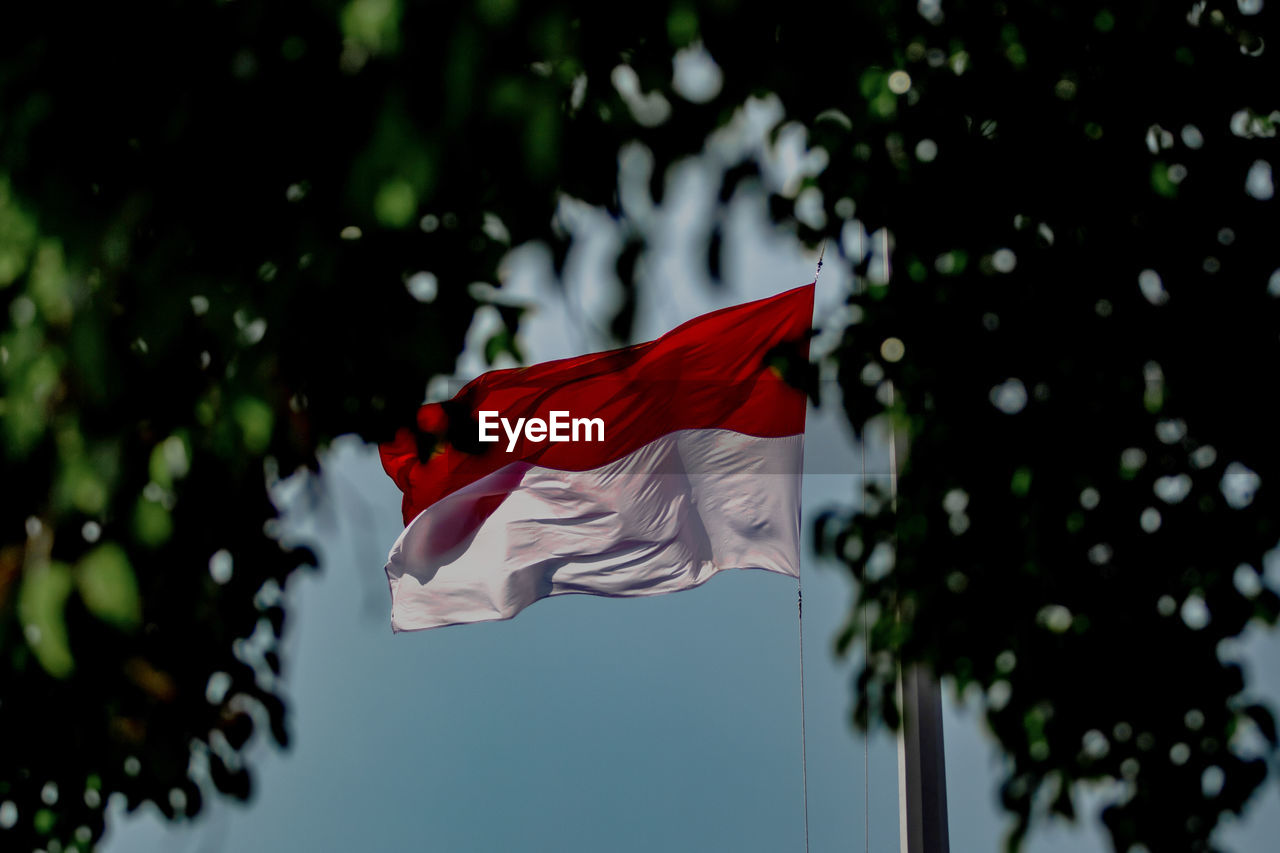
[33,808,56,835]
[18,561,75,678]
[58,458,109,515]
[133,497,173,547]
[148,434,190,488]
[0,175,38,287]
[1151,162,1178,199]
[859,69,886,100]
[76,543,142,631]
[483,329,523,365]
[340,0,402,56]
[28,238,73,326]
[374,178,418,228]
[667,3,699,47]
[233,397,274,455]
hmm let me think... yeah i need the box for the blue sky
[101,107,1279,852]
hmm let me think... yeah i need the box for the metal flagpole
[899,664,951,853]
[876,227,950,853]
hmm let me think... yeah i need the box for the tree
[1,1,1276,851]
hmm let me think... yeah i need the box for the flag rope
[797,240,824,853]
[798,586,810,853]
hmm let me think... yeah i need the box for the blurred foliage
[0,0,1277,851]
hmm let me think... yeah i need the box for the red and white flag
[379,284,813,631]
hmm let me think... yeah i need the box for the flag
[378,284,813,631]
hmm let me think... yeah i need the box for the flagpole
[899,665,951,853]
[876,225,950,853]
[888,395,951,853]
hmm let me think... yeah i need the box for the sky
[100,105,1280,853]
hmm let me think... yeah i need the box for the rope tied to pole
[795,244,826,853]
